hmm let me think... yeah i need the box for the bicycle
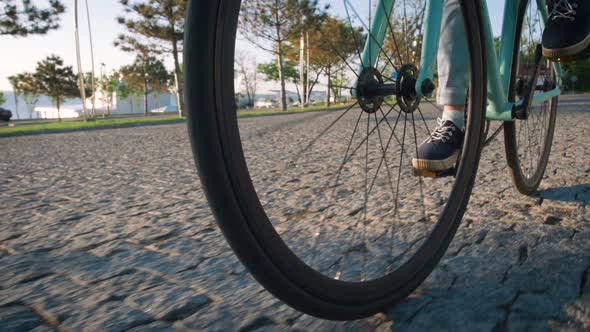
[184,0,561,320]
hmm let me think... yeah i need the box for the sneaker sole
[412,151,459,178]
[542,33,590,61]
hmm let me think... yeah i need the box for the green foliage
[240,0,326,51]
[97,72,122,112]
[120,55,170,114]
[0,0,65,36]
[8,72,40,101]
[307,16,362,69]
[0,115,184,137]
[115,0,186,55]
[562,60,590,93]
[257,61,299,83]
[120,55,170,94]
[33,55,79,112]
[0,91,5,105]
[115,0,186,113]
[8,72,40,118]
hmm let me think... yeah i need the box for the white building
[32,91,179,119]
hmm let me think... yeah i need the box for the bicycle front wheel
[504,0,558,195]
[185,0,485,319]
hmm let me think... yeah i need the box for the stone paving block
[127,321,178,332]
[385,294,432,323]
[55,231,120,253]
[0,274,75,307]
[0,306,47,332]
[0,253,53,288]
[176,303,238,332]
[511,293,565,320]
[61,301,153,332]
[505,243,589,301]
[150,236,209,257]
[89,240,196,275]
[50,251,130,284]
[505,314,553,332]
[290,313,383,331]
[404,285,515,331]
[125,284,211,321]
[92,271,166,299]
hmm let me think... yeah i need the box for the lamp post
[100,62,106,117]
[74,0,88,121]
[85,0,97,118]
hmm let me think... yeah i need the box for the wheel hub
[356,67,386,114]
[355,65,422,114]
[396,64,421,114]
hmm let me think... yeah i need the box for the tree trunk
[306,31,310,106]
[299,32,305,109]
[277,49,288,111]
[144,90,149,116]
[13,93,19,120]
[274,7,287,111]
[172,38,184,116]
[326,65,331,107]
[56,99,61,123]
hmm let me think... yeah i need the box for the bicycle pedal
[412,168,456,178]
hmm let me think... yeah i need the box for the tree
[7,75,20,118]
[120,55,170,115]
[236,53,257,108]
[283,0,327,108]
[240,0,307,111]
[0,91,5,105]
[34,55,79,122]
[0,0,65,36]
[383,0,425,67]
[307,16,362,106]
[98,72,121,116]
[562,60,590,93]
[258,60,301,103]
[8,72,40,119]
[116,0,186,116]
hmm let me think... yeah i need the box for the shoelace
[426,118,455,143]
[550,0,578,21]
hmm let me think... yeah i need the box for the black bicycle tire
[504,0,558,196]
[184,0,487,320]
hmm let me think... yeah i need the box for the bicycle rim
[185,0,486,319]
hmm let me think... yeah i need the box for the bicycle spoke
[380,0,405,66]
[344,0,398,71]
[417,106,432,135]
[361,112,370,281]
[288,102,359,167]
[343,0,366,69]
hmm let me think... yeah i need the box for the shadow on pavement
[539,184,590,204]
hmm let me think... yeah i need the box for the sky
[0,0,507,91]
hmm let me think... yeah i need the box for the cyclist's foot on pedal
[412,119,464,178]
[542,0,590,61]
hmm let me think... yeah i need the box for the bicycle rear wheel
[505,0,558,195]
[185,0,485,319]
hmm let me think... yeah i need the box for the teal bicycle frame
[358,0,562,121]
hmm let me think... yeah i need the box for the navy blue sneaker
[412,119,464,177]
[542,0,590,61]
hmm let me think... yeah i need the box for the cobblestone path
[1,95,589,331]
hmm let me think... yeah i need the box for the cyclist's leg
[437,0,469,129]
[413,0,469,174]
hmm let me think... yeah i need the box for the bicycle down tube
[355,0,562,121]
